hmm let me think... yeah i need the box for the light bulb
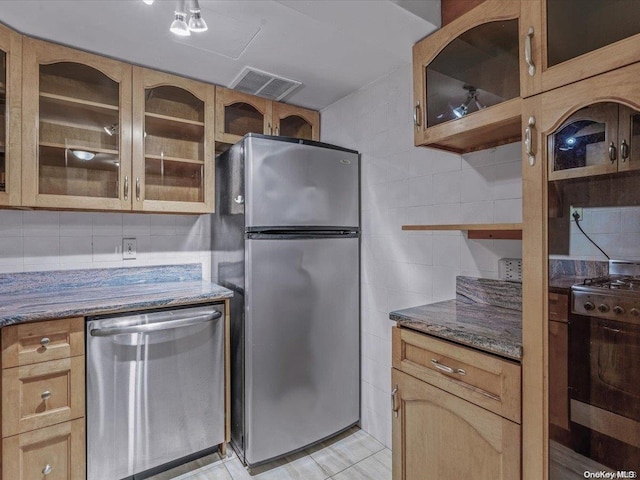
[143,0,154,4]
[188,10,208,32]
[170,12,191,36]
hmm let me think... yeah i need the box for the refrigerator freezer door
[245,137,359,228]
[244,236,360,465]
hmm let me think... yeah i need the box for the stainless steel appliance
[86,303,226,480]
[570,260,640,470]
[212,134,360,467]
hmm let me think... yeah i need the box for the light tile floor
[149,427,391,480]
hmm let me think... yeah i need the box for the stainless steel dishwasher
[86,303,225,480]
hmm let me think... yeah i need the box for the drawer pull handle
[43,464,53,475]
[431,359,466,376]
[41,390,52,400]
[391,385,399,418]
[40,337,51,347]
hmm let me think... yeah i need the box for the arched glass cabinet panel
[426,20,520,127]
[279,115,312,140]
[38,62,121,199]
[143,85,205,203]
[225,102,264,137]
[548,102,640,181]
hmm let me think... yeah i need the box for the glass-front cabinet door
[0,25,21,207]
[521,0,640,97]
[215,87,270,146]
[21,38,132,210]
[272,102,319,141]
[521,61,640,479]
[132,67,214,213]
[413,0,522,152]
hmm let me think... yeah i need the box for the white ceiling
[0,0,439,110]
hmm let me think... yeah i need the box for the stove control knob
[631,308,640,317]
[583,302,595,311]
[613,305,625,315]
[598,304,610,313]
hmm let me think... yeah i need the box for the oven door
[569,313,640,469]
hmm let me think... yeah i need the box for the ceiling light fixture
[188,0,208,32]
[142,0,154,5]
[452,85,484,119]
[170,0,191,36]
[71,150,96,161]
[103,123,118,136]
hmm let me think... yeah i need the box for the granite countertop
[390,277,522,361]
[0,264,233,327]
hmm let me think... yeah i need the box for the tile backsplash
[0,211,212,279]
[553,206,640,261]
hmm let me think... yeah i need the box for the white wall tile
[493,161,522,200]
[460,165,494,203]
[0,237,23,266]
[123,213,151,236]
[60,236,93,264]
[0,210,22,237]
[92,236,122,263]
[60,212,93,237]
[23,211,59,236]
[24,236,59,265]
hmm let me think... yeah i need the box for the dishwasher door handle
[90,311,223,337]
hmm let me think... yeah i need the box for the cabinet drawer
[3,357,85,437]
[3,418,85,480]
[392,327,521,423]
[2,318,84,368]
[548,292,569,323]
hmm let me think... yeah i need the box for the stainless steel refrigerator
[212,134,360,467]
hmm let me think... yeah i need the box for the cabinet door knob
[40,337,51,347]
[43,464,53,475]
[413,101,421,127]
[391,385,399,418]
[41,390,52,400]
[609,142,617,162]
[621,139,629,161]
[233,195,244,204]
[525,116,536,166]
[525,27,536,76]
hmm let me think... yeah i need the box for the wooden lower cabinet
[392,368,521,480]
[2,418,86,480]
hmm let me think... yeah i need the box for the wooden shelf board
[40,92,119,112]
[40,142,119,156]
[402,223,523,240]
[144,114,204,142]
[145,112,204,127]
[145,154,204,165]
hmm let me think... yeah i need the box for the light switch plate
[499,258,522,282]
[123,238,136,260]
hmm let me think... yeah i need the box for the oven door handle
[90,311,222,337]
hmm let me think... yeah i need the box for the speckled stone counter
[0,264,233,327]
[390,276,522,361]
[548,259,608,293]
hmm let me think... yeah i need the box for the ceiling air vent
[229,67,302,101]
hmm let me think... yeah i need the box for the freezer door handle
[90,311,222,337]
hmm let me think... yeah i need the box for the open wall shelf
[402,223,523,239]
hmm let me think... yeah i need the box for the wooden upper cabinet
[526,62,640,181]
[413,0,522,153]
[21,38,132,210]
[215,87,271,145]
[132,67,215,213]
[0,25,21,207]
[272,102,319,141]
[521,0,640,97]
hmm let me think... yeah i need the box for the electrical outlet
[123,238,136,260]
[570,206,583,221]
